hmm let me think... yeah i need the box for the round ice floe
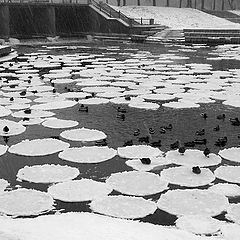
[208,183,240,198]
[81,86,124,93]
[118,145,162,159]
[12,109,55,119]
[33,96,65,103]
[0,189,54,216]
[8,138,70,156]
[214,166,240,184]
[60,92,91,99]
[19,118,44,126]
[166,149,221,167]
[0,179,9,192]
[17,164,80,183]
[142,94,176,101]
[226,204,240,224]
[60,128,107,142]
[59,146,117,163]
[157,189,229,217]
[218,147,240,163]
[106,171,168,196]
[0,145,8,156]
[0,97,31,105]
[78,98,109,105]
[31,100,77,110]
[28,85,54,92]
[221,223,240,240]
[162,101,200,109]
[125,156,171,171]
[90,195,157,219]
[160,166,215,187]
[176,215,221,235]
[0,106,12,117]
[0,120,26,136]
[48,179,112,202]
[5,104,31,110]
[42,118,78,129]
[128,101,159,110]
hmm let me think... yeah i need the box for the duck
[194,138,207,145]
[160,128,166,134]
[178,146,186,155]
[203,147,210,157]
[23,117,30,122]
[149,128,155,135]
[125,96,131,101]
[116,113,125,121]
[150,140,161,148]
[52,88,56,93]
[79,104,88,112]
[3,126,9,133]
[170,140,179,150]
[133,129,140,136]
[217,114,226,120]
[213,125,220,131]
[215,136,227,147]
[184,141,195,147]
[117,107,127,113]
[230,117,240,126]
[138,136,149,144]
[140,158,151,165]
[95,139,107,146]
[196,129,205,136]
[3,136,9,144]
[9,97,14,102]
[201,113,208,119]
[123,140,133,147]
[24,109,32,114]
[192,166,201,174]
[74,98,79,102]
[161,124,172,130]
[19,90,26,96]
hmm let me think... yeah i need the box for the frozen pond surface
[1,40,240,234]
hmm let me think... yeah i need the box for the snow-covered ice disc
[157,189,229,217]
[78,98,109,105]
[12,109,55,119]
[60,92,91,99]
[17,164,80,183]
[59,146,117,163]
[214,166,240,184]
[226,204,240,224]
[60,127,107,142]
[125,156,171,171]
[218,147,240,163]
[208,183,240,198]
[175,215,221,235]
[166,149,221,167]
[18,118,44,126]
[5,104,31,110]
[8,138,70,156]
[106,171,168,196]
[160,166,215,187]
[42,118,78,129]
[0,145,8,156]
[31,100,77,110]
[0,189,54,217]
[128,101,159,110]
[0,120,26,136]
[48,179,112,202]
[0,179,9,192]
[163,101,200,109]
[118,145,163,159]
[0,106,12,117]
[90,195,157,219]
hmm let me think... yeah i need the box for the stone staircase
[147,28,184,42]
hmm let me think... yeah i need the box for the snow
[17,164,80,183]
[218,147,240,163]
[214,166,240,184]
[226,204,240,224]
[106,171,168,196]
[0,212,205,240]
[208,183,240,198]
[113,6,240,30]
[0,179,9,192]
[48,179,113,202]
[42,118,79,129]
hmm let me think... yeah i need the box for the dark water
[1,40,240,225]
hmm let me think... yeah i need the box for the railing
[133,18,155,25]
